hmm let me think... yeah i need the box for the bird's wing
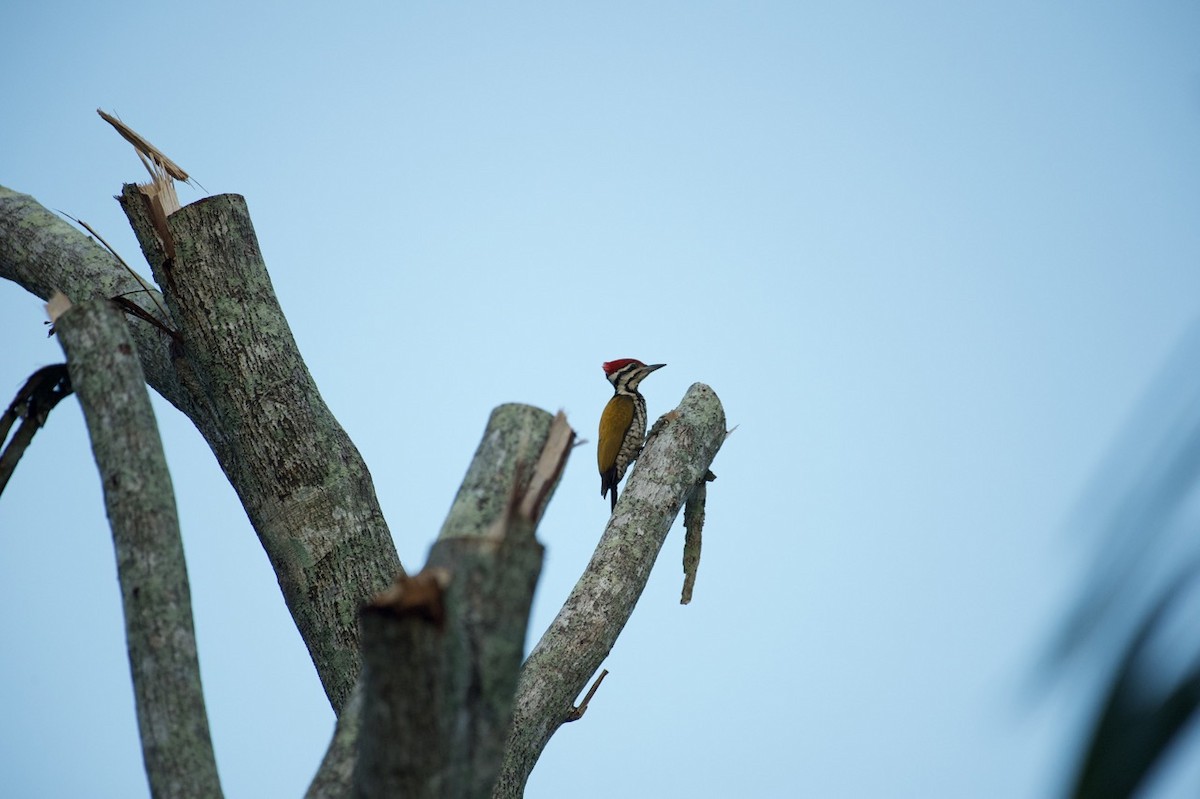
[597,394,635,473]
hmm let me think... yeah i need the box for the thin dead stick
[58,211,170,324]
[565,669,610,723]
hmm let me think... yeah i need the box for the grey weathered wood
[155,193,401,711]
[305,682,364,799]
[493,383,726,797]
[5,179,730,793]
[438,404,555,540]
[55,298,223,799]
[681,480,707,604]
[350,409,571,799]
[0,185,189,415]
[1,184,403,712]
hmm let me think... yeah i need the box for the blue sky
[3,2,1200,797]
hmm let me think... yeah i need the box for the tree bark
[350,408,573,798]
[306,683,365,799]
[54,297,223,799]
[154,193,401,711]
[1,184,403,712]
[0,186,189,414]
[4,180,730,793]
[493,383,727,797]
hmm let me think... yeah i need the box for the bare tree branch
[351,408,574,798]
[5,174,728,793]
[437,404,562,539]
[0,185,186,412]
[494,383,727,797]
[305,683,365,799]
[306,408,574,797]
[53,296,222,799]
[152,193,401,711]
[1,183,404,711]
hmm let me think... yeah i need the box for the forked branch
[493,383,727,797]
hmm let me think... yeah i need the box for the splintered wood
[45,290,73,323]
[97,109,188,255]
[518,411,575,522]
[97,109,189,182]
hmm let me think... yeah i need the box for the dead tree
[0,115,726,798]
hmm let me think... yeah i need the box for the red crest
[602,358,644,375]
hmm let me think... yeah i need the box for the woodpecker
[597,358,666,512]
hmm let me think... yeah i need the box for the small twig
[111,297,181,341]
[58,211,172,325]
[565,669,610,723]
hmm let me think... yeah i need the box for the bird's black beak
[646,363,667,373]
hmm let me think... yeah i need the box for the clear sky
[2,2,1200,797]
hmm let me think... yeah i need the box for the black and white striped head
[602,358,666,393]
